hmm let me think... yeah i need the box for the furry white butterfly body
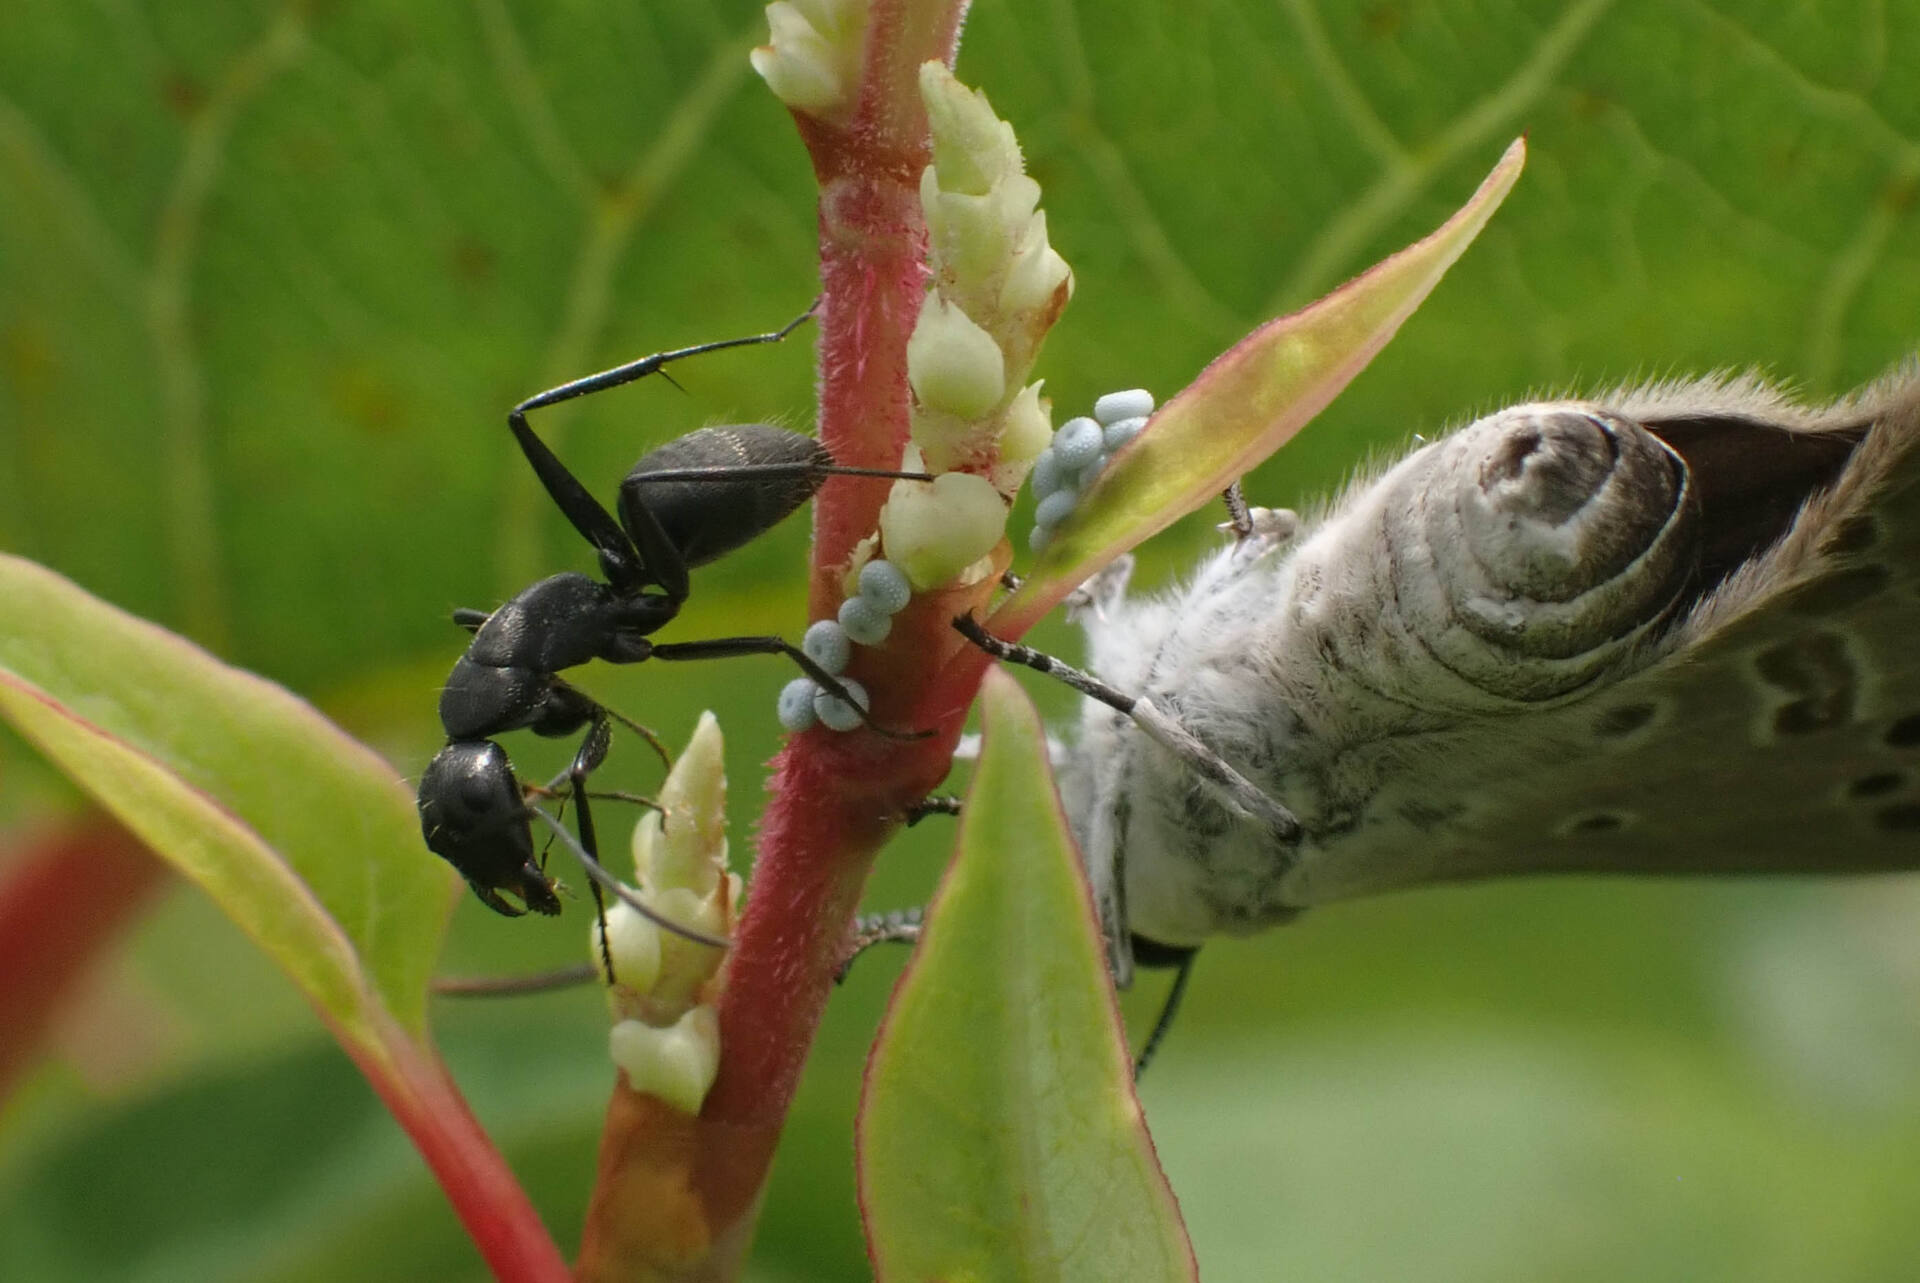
[1053,366,1920,977]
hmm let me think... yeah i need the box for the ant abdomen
[620,425,834,569]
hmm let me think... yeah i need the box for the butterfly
[1037,362,1920,988]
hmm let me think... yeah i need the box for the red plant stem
[572,5,980,1279]
[351,1026,574,1283]
[0,818,570,1280]
[0,816,167,1101]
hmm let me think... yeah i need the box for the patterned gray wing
[1297,364,1920,901]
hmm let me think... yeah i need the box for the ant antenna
[527,805,730,950]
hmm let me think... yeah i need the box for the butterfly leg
[1220,481,1256,540]
[835,907,926,981]
[431,963,601,998]
[905,794,962,825]
[952,614,1302,842]
[1130,945,1198,1077]
[1064,554,1134,625]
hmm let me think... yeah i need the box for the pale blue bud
[838,595,893,646]
[802,619,851,674]
[814,678,870,732]
[857,559,913,615]
[777,678,821,731]
[1093,388,1154,425]
[1052,416,1103,470]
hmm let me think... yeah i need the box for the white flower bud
[648,885,729,1008]
[999,381,1053,463]
[593,902,664,995]
[998,210,1073,318]
[919,61,1020,195]
[609,1007,721,1115]
[910,405,980,474]
[634,711,727,899]
[907,293,1005,420]
[922,168,1042,292]
[879,470,1010,590]
[987,381,1054,497]
[751,5,843,116]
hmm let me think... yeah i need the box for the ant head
[417,741,563,917]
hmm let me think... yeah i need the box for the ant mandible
[417,303,928,952]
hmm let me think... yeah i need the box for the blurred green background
[5,1,1920,1279]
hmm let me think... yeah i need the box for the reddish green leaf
[992,138,1526,638]
[0,554,452,1038]
[859,668,1195,1282]
[0,554,571,1280]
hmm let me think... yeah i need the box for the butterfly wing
[1296,364,1920,902]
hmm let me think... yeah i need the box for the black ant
[416,304,930,952]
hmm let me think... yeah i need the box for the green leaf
[994,138,1525,636]
[859,668,1195,1282]
[7,2,1920,1278]
[0,556,574,1279]
[0,554,451,1040]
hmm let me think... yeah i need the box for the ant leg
[566,719,618,983]
[611,472,693,602]
[506,405,649,593]
[549,677,673,770]
[647,635,932,740]
[575,788,663,810]
[452,607,491,633]
[512,303,818,422]
[502,304,819,595]
[835,907,925,981]
[951,615,1301,841]
[627,461,935,486]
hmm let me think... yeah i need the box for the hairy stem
[572,4,976,1279]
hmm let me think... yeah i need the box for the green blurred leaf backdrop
[4,1,1919,1278]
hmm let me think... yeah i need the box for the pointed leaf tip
[995,137,1526,637]
[859,668,1195,1281]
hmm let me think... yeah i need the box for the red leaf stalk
[0,817,167,1101]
